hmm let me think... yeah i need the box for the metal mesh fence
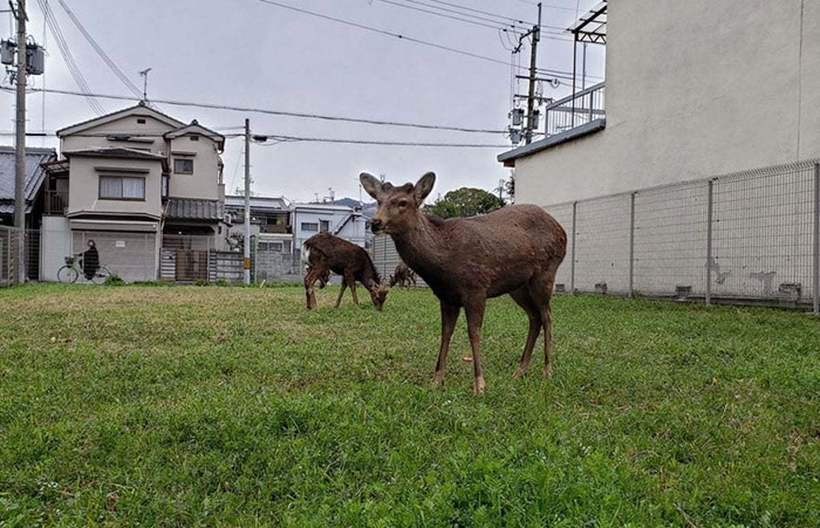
[549,159,820,311]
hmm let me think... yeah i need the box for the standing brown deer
[303,232,388,311]
[360,172,566,395]
[389,262,417,288]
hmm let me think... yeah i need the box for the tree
[425,187,505,219]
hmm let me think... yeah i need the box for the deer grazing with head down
[360,172,566,395]
[303,232,389,311]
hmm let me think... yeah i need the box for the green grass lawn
[0,284,818,527]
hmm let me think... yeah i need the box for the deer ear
[360,172,383,200]
[413,172,436,205]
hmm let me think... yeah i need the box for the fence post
[629,192,635,298]
[813,162,819,315]
[705,179,714,306]
[570,201,577,294]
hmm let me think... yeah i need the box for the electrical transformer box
[0,40,15,66]
[26,44,44,75]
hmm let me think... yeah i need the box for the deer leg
[541,301,553,378]
[304,268,320,310]
[464,299,487,395]
[510,288,541,379]
[349,276,360,305]
[433,302,460,386]
[334,281,348,308]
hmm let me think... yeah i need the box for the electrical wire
[410,0,571,32]
[3,86,511,134]
[55,0,142,98]
[374,0,520,32]
[35,0,105,114]
[254,0,572,74]
[259,134,509,148]
[0,129,508,148]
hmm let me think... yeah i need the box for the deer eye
[397,199,408,208]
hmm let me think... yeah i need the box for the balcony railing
[44,190,68,215]
[542,82,605,137]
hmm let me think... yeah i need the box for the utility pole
[524,2,541,144]
[243,118,251,285]
[14,0,27,282]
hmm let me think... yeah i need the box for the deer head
[360,172,436,235]
[369,281,389,311]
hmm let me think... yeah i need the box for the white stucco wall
[513,0,820,206]
[168,136,222,200]
[292,207,366,249]
[66,157,163,219]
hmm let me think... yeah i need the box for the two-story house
[291,202,368,251]
[41,102,226,282]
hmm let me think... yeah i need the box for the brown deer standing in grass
[389,262,417,288]
[303,232,389,311]
[360,172,566,395]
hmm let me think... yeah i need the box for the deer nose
[371,219,383,233]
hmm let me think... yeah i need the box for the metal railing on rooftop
[542,82,605,137]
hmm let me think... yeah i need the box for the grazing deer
[303,232,389,311]
[360,172,566,395]
[389,262,417,288]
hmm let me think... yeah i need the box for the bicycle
[57,255,113,284]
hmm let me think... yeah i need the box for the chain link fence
[545,159,820,312]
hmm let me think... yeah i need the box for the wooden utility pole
[524,2,542,144]
[243,118,251,285]
[14,0,28,282]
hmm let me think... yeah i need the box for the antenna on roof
[138,67,152,102]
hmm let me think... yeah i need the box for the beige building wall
[167,136,222,200]
[514,0,820,206]
[60,114,174,154]
[66,157,163,218]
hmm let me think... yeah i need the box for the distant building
[292,202,368,250]
[224,194,293,254]
[40,102,227,282]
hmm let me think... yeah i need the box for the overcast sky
[2,0,603,202]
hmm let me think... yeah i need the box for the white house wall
[514,0,820,206]
[168,136,222,200]
[66,157,163,219]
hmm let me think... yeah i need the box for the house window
[99,176,145,200]
[174,158,194,174]
[137,118,146,124]
[190,135,200,141]
[260,241,284,252]
[320,220,330,232]
[301,222,319,232]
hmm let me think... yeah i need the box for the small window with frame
[174,158,194,174]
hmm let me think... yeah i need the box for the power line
[34,0,105,114]
[259,134,509,148]
[411,0,571,31]
[0,129,508,148]
[374,0,521,32]
[1,86,511,134]
[55,0,142,98]
[254,0,572,74]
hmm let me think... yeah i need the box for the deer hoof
[543,364,553,378]
[432,372,444,387]
[473,376,486,396]
[512,366,527,380]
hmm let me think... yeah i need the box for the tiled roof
[165,198,224,221]
[0,145,56,213]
